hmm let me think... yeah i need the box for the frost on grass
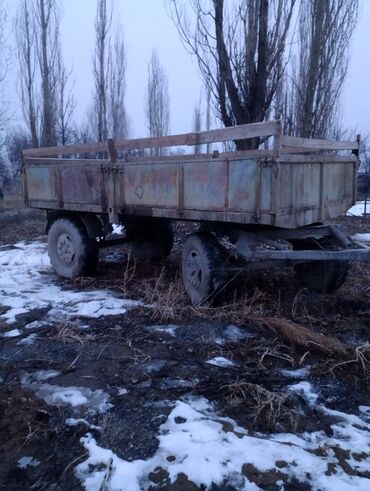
[206,356,236,368]
[75,389,370,491]
[0,241,138,325]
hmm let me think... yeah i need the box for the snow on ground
[17,456,40,469]
[347,201,370,217]
[352,233,370,243]
[2,328,21,338]
[117,388,128,396]
[280,366,311,379]
[145,324,178,337]
[206,356,236,368]
[111,224,124,235]
[22,370,113,415]
[0,241,138,326]
[76,385,370,491]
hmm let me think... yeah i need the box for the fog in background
[4,0,370,138]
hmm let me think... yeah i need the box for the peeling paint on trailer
[22,155,357,229]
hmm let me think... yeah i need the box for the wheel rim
[56,233,75,266]
[186,248,204,290]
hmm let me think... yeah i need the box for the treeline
[0,0,360,187]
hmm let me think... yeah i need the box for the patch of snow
[142,360,167,373]
[111,224,124,235]
[280,366,311,379]
[346,201,368,217]
[206,356,236,368]
[117,387,128,396]
[359,405,370,420]
[2,328,21,338]
[18,456,40,469]
[66,418,102,431]
[159,378,198,390]
[287,381,319,405]
[224,324,253,341]
[22,370,61,382]
[352,233,370,243]
[22,372,112,415]
[17,333,38,345]
[0,241,138,324]
[38,386,112,413]
[76,391,370,491]
[214,325,255,346]
[145,324,178,337]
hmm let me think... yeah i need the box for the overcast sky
[5,0,370,140]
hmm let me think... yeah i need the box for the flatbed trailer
[22,121,370,305]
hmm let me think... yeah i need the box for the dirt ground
[0,199,369,490]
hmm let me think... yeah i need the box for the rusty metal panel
[260,165,273,212]
[227,160,257,211]
[123,163,179,208]
[25,166,58,201]
[183,161,227,210]
[23,154,357,230]
[60,166,103,205]
[323,163,353,203]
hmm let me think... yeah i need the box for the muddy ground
[0,199,369,490]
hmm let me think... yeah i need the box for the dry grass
[330,342,370,373]
[258,317,349,358]
[220,379,297,432]
[55,323,96,345]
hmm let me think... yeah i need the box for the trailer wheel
[182,233,226,306]
[48,218,98,278]
[126,220,173,261]
[295,260,349,293]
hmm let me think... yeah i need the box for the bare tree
[16,0,73,148]
[193,100,202,153]
[286,0,359,139]
[0,0,8,133]
[34,0,60,146]
[145,50,170,155]
[16,0,39,148]
[205,84,212,153]
[171,0,295,149]
[56,51,76,145]
[108,29,129,139]
[92,0,112,142]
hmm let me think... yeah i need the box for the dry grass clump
[220,379,297,432]
[55,323,96,345]
[258,317,349,358]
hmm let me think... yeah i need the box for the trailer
[22,121,370,305]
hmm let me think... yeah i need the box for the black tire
[47,217,98,278]
[182,232,226,306]
[126,220,173,261]
[295,260,349,293]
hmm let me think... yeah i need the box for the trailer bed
[22,121,359,229]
